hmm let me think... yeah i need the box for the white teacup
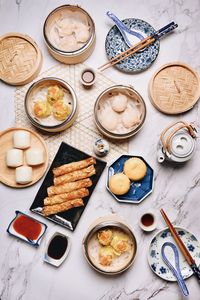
[139,212,157,232]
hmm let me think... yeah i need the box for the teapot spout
[157,149,165,163]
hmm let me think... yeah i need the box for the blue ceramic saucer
[105,18,160,73]
[106,155,154,204]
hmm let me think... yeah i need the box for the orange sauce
[13,215,42,240]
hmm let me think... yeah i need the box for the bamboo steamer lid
[0,33,42,85]
[149,62,200,114]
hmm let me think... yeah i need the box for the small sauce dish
[80,68,96,87]
[139,212,157,232]
[44,232,71,267]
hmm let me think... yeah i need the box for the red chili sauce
[13,215,42,240]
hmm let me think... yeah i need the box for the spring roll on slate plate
[43,198,84,217]
[53,157,96,177]
[44,188,89,206]
[47,178,92,196]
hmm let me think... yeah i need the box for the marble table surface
[0,0,200,299]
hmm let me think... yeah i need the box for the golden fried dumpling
[53,100,71,121]
[110,233,130,255]
[97,229,113,246]
[33,100,52,118]
[99,246,115,266]
[47,85,64,104]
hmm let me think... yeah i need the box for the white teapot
[157,121,197,163]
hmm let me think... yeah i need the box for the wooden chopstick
[98,35,155,71]
[160,208,195,266]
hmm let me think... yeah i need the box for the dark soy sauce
[141,213,154,227]
[47,235,68,260]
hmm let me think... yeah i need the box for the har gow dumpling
[99,107,119,131]
[75,23,90,43]
[122,107,140,128]
[59,35,78,51]
[111,93,128,112]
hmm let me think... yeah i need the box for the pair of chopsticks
[98,22,178,72]
[160,209,200,283]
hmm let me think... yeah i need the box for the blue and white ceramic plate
[105,18,160,73]
[106,155,154,204]
[148,227,200,281]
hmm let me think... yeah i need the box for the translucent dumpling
[59,35,78,51]
[121,106,140,128]
[75,23,90,43]
[99,107,119,131]
[111,93,128,112]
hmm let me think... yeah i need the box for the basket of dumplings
[94,85,146,139]
[82,215,137,275]
[25,77,78,132]
[43,5,96,64]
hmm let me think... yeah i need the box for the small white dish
[139,212,157,232]
[44,231,71,267]
[80,68,96,87]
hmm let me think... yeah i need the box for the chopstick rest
[161,242,189,297]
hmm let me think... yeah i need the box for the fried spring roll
[47,178,92,196]
[43,198,84,217]
[44,188,89,206]
[54,165,96,186]
[53,157,96,177]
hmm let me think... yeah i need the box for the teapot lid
[170,131,195,158]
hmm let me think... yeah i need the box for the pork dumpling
[47,85,64,104]
[121,106,140,128]
[59,35,78,51]
[99,246,115,266]
[13,130,31,149]
[33,101,52,118]
[97,229,113,246]
[99,107,119,131]
[75,23,90,43]
[25,149,45,166]
[111,93,128,112]
[110,233,130,255]
[15,166,32,184]
[6,149,23,167]
[53,100,71,121]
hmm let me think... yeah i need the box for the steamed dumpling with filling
[111,93,128,112]
[47,85,64,104]
[99,246,115,266]
[121,106,140,128]
[53,100,71,121]
[33,101,52,118]
[97,229,113,246]
[75,23,90,43]
[110,232,130,255]
[59,35,78,51]
[99,107,119,131]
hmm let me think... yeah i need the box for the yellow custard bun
[47,85,64,104]
[33,100,52,118]
[109,173,130,195]
[99,246,115,266]
[124,157,147,181]
[97,229,113,246]
[52,100,71,121]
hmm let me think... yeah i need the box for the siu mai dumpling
[99,246,115,266]
[33,101,52,118]
[97,229,113,246]
[121,106,140,129]
[111,93,128,112]
[99,107,119,132]
[47,85,64,104]
[110,232,130,255]
[53,100,71,121]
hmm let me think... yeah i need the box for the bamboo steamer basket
[43,5,96,64]
[149,62,200,114]
[24,77,78,133]
[0,33,42,86]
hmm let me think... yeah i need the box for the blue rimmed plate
[7,211,47,247]
[106,155,154,204]
[105,18,160,73]
[148,227,200,281]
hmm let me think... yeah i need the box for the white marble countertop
[0,0,200,299]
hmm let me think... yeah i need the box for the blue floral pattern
[105,18,160,73]
[148,227,200,282]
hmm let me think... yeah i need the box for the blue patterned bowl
[106,155,154,203]
[105,18,160,73]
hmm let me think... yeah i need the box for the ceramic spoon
[106,11,145,48]
[161,242,189,297]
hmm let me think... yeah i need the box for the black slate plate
[30,142,107,231]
